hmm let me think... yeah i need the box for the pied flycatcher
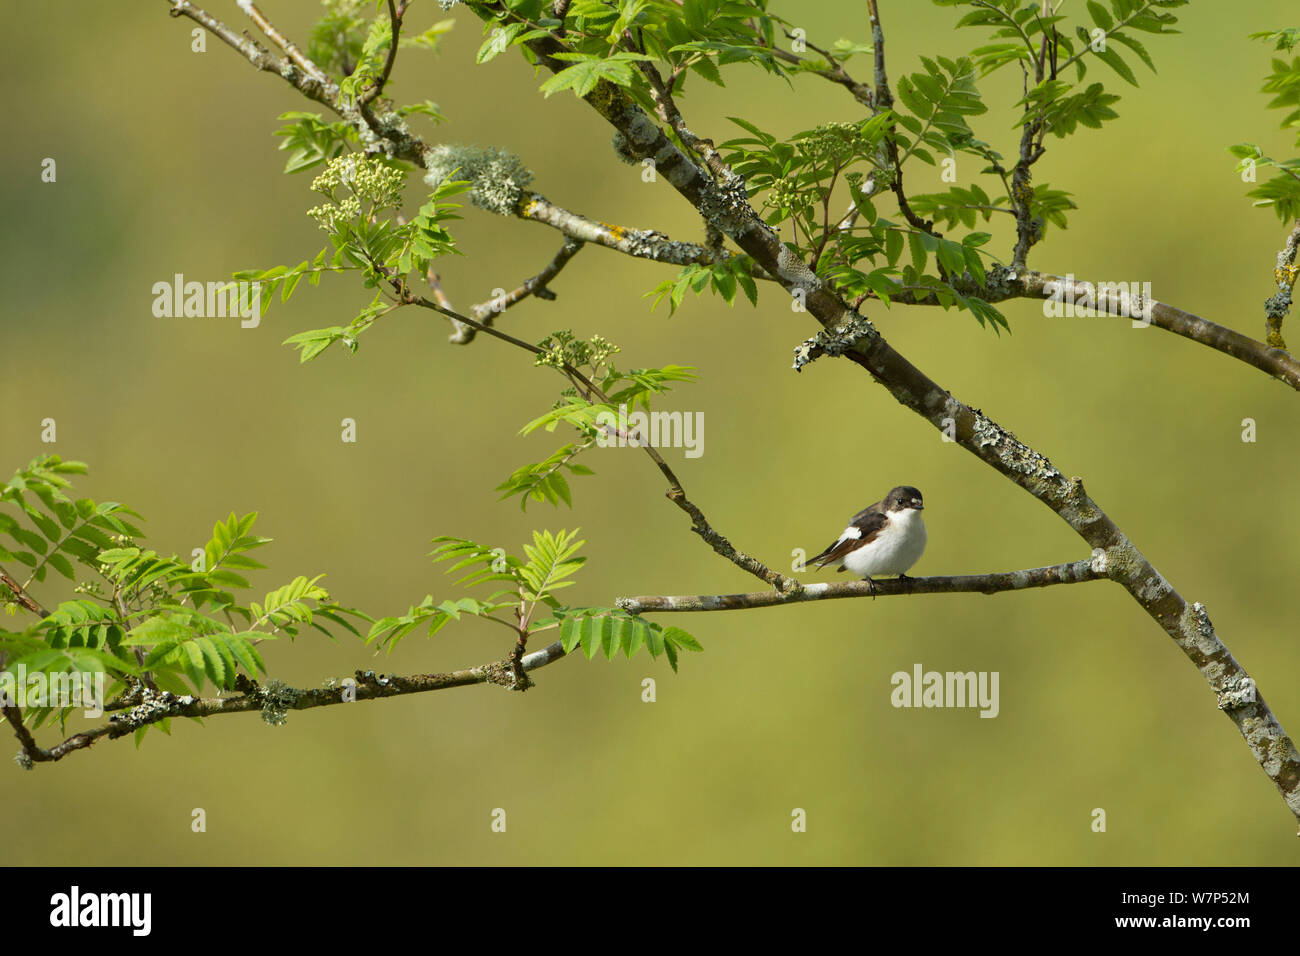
[808,486,926,594]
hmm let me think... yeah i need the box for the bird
[808,486,926,595]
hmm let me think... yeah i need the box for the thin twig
[866,0,890,108]
[235,0,332,87]
[1010,2,1054,269]
[764,35,874,109]
[424,266,474,342]
[619,559,1103,613]
[865,0,934,236]
[637,59,729,180]
[359,0,406,107]
[455,238,585,344]
[0,568,48,617]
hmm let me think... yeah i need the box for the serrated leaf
[907,231,927,275]
[599,615,617,659]
[1086,1,1113,30]
[664,626,702,652]
[46,553,75,581]
[579,615,598,659]
[1093,45,1137,86]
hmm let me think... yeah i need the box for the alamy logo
[594,404,704,458]
[1041,274,1153,327]
[0,665,103,719]
[890,663,1000,718]
[49,886,151,936]
[151,273,262,328]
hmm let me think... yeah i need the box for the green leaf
[46,553,75,581]
[1093,44,1137,86]
[283,327,347,363]
[539,53,651,98]
[623,618,645,658]
[579,615,598,658]
[907,231,927,275]
[896,76,933,119]
[477,23,526,64]
[1086,1,1113,31]
[226,636,264,677]
[664,626,703,652]
[936,238,967,277]
[560,615,582,653]
[520,529,586,602]
[1109,32,1156,73]
[599,614,617,659]
[26,508,62,543]
[195,636,227,688]
[884,228,904,267]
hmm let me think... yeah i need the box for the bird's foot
[866,576,877,599]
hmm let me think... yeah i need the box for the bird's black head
[885,486,924,511]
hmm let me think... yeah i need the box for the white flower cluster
[307,197,362,232]
[306,154,405,232]
[311,155,404,205]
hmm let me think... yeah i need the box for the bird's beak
[912,501,924,510]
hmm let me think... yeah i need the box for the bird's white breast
[843,509,926,577]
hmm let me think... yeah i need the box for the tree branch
[637,58,729,179]
[2,558,1103,764]
[1019,272,1300,390]
[881,268,1300,391]
[866,0,890,109]
[167,1,337,107]
[763,33,875,109]
[865,0,934,235]
[236,0,332,88]
[618,559,1104,613]
[0,568,48,617]
[515,192,725,266]
[8,645,569,767]
[453,238,585,344]
[1007,2,1055,270]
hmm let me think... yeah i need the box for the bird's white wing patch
[835,525,862,545]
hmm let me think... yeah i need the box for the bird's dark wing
[810,507,888,570]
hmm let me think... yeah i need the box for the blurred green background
[3,1,1299,865]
